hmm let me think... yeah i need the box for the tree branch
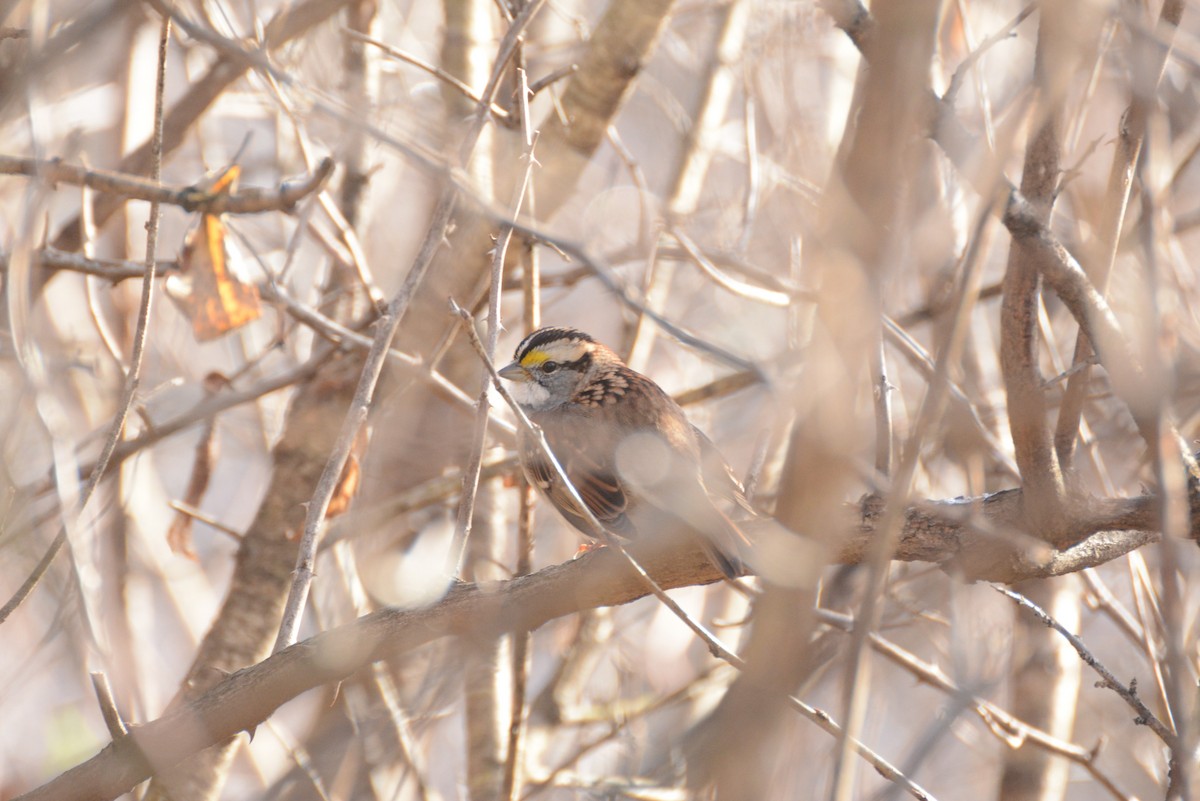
[0,155,334,214]
[18,483,1188,801]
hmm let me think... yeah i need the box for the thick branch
[854,490,1170,582]
[17,544,721,801]
[17,486,1184,801]
[998,12,1071,536]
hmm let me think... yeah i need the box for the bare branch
[995,585,1174,743]
[28,487,1173,801]
[0,155,334,214]
[89,672,128,740]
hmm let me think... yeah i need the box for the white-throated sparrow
[498,326,748,578]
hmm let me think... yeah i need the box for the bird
[498,326,749,578]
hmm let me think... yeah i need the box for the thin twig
[0,154,334,214]
[882,315,1018,478]
[892,281,1003,328]
[1081,569,1151,653]
[833,126,995,801]
[320,452,518,552]
[520,668,731,799]
[943,4,1035,106]
[527,62,577,95]
[0,348,333,610]
[1128,552,1175,737]
[257,280,512,434]
[458,0,548,164]
[107,345,334,472]
[447,132,538,576]
[506,65,540,801]
[34,249,178,281]
[166,501,245,541]
[994,584,1175,744]
[89,672,128,739]
[262,720,334,801]
[343,27,511,120]
[738,89,760,250]
[790,695,938,801]
[50,0,353,253]
[670,225,791,306]
[872,335,892,478]
[815,610,1135,801]
[316,191,385,308]
[196,54,766,380]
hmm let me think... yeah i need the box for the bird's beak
[498,361,529,382]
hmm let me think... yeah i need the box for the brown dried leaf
[166,165,262,341]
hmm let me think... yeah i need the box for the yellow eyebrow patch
[521,350,551,368]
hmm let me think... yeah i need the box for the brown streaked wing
[520,428,634,538]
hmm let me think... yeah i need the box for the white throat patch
[509,378,554,411]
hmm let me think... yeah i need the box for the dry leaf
[327,424,370,519]
[165,165,263,341]
[166,373,231,557]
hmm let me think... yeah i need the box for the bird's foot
[573,541,606,559]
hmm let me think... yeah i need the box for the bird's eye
[541,361,559,373]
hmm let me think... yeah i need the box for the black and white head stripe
[515,327,593,360]
[515,327,596,369]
